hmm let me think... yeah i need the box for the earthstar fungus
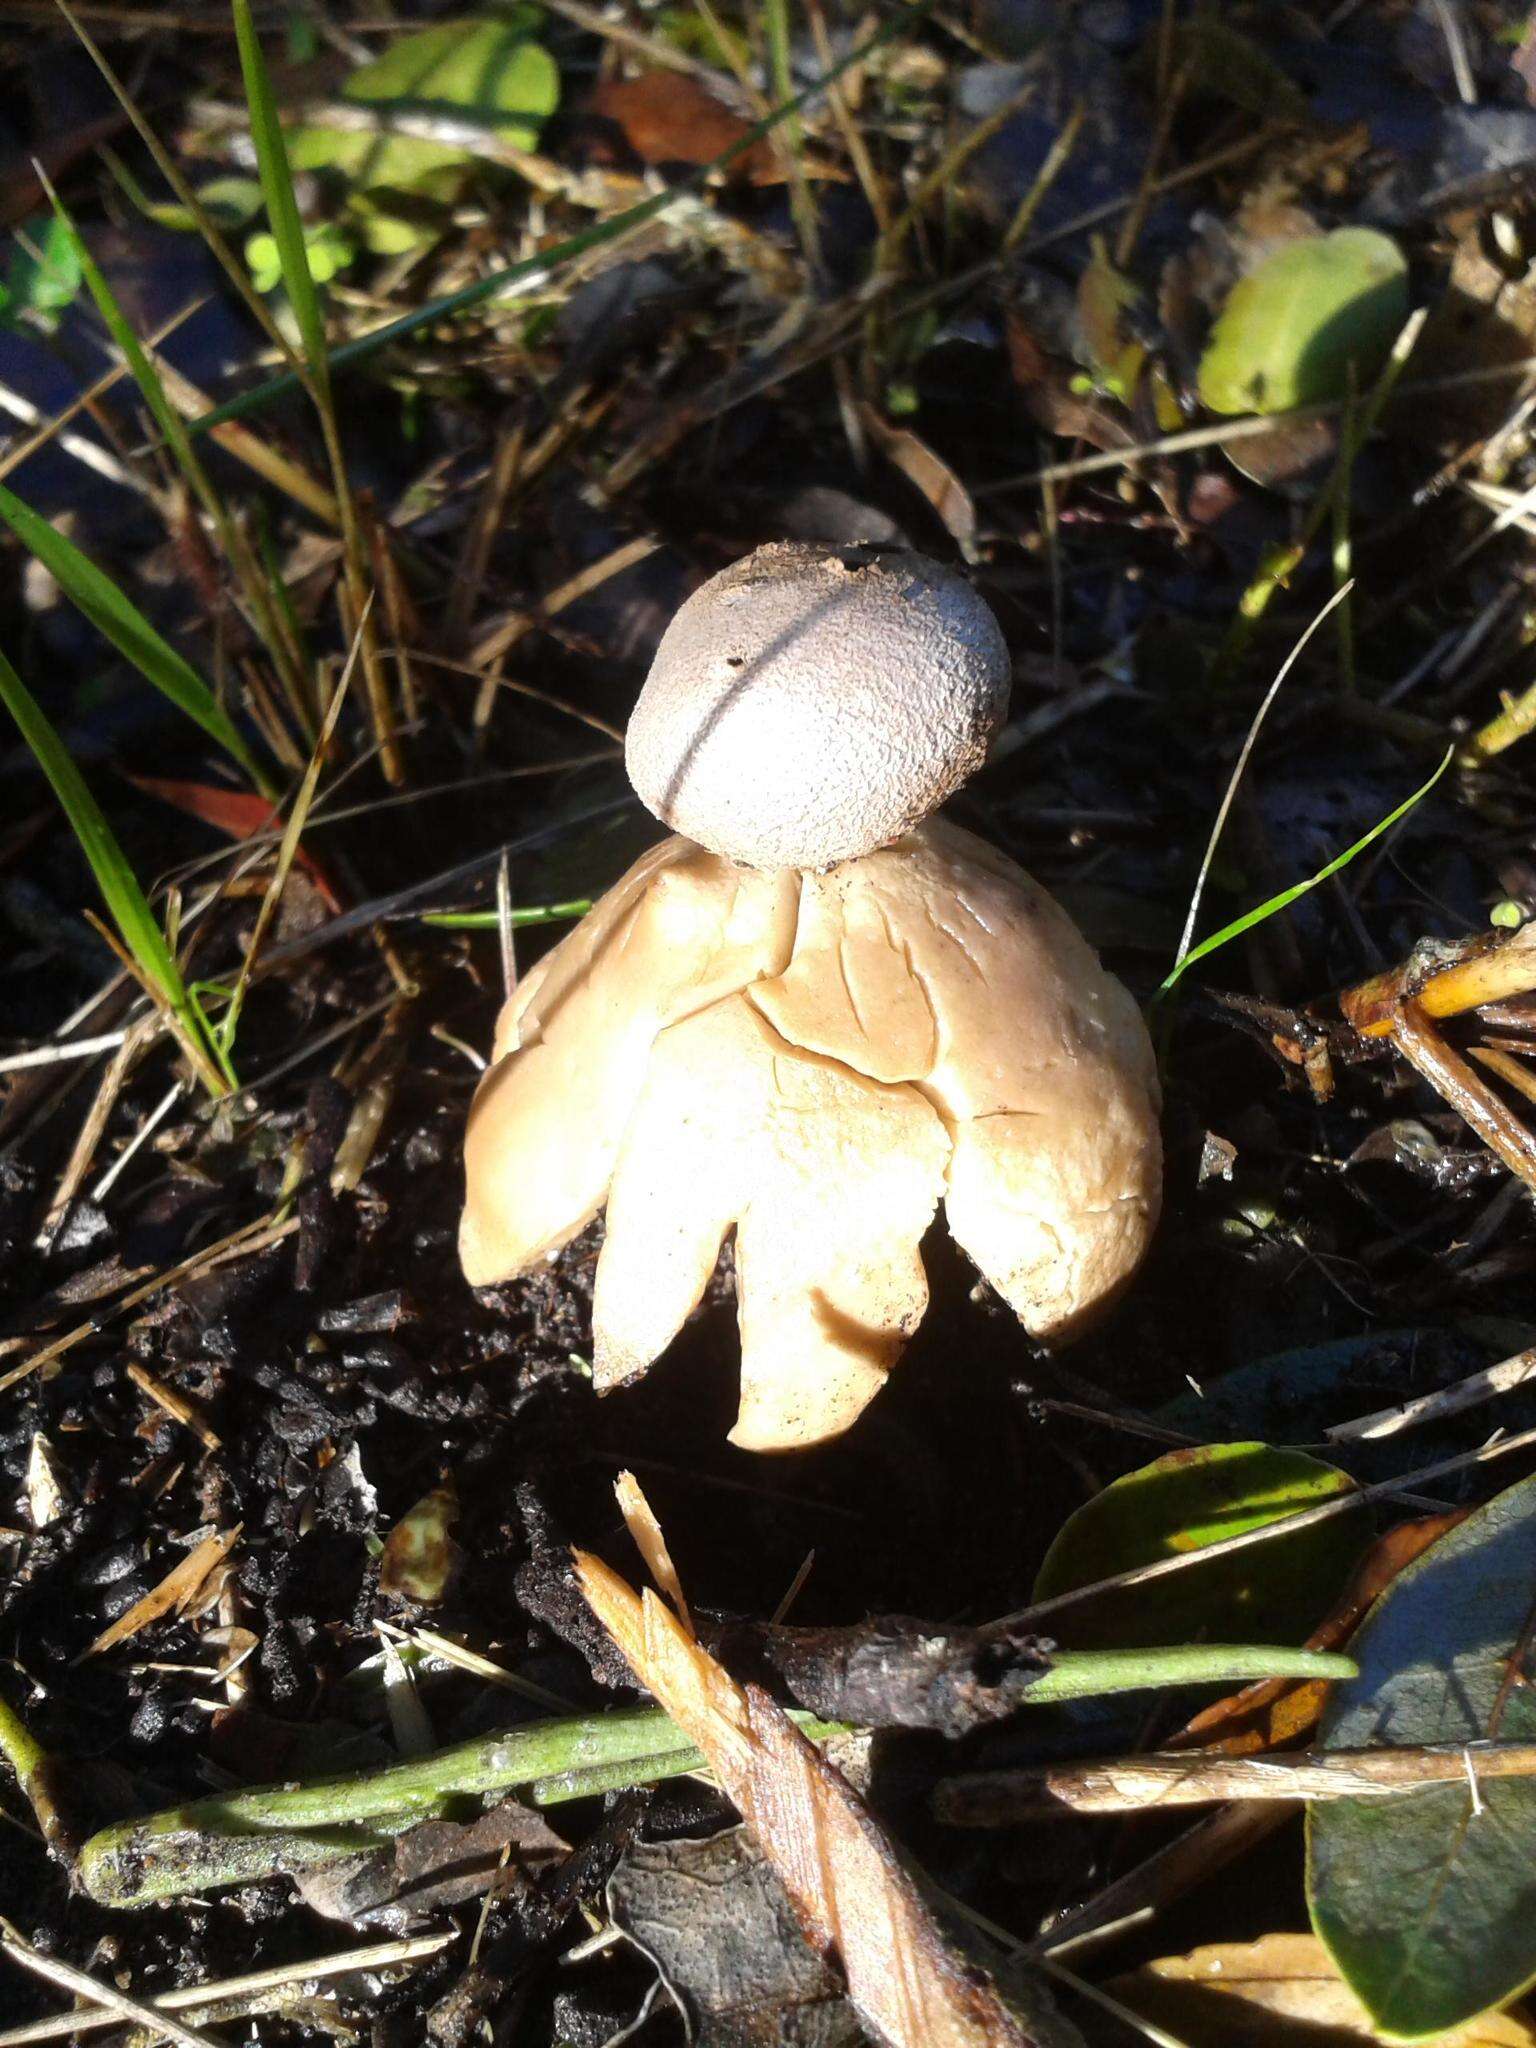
[461,543,1162,1451]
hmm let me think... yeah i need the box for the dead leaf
[749,1614,1052,1738]
[855,405,978,556]
[296,1797,568,1931]
[615,1470,692,1632]
[590,74,779,184]
[126,773,343,914]
[574,1549,1064,2048]
[609,1825,861,2046]
[1166,1514,1465,1755]
[24,1433,67,1529]
[1108,1933,1536,2046]
[83,1527,241,1660]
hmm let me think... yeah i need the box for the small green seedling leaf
[0,214,83,328]
[143,176,266,234]
[1034,1441,1358,1650]
[1309,1469,1536,2039]
[1199,228,1409,417]
[245,220,357,295]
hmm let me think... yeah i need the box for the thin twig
[0,1933,455,2048]
[0,1921,226,2048]
[1327,1344,1536,1444]
[938,1742,1536,1822]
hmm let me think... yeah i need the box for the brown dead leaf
[855,404,978,555]
[615,1470,693,1632]
[82,1527,241,1660]
[574,1548,1049,2048]
[590,75,779,184]
[1109,1933,1536,2046]
[1167,1514,1465,1755]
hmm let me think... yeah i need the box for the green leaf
[1034,1441,1358,1649]
[1199,229,1409,417]
[0,215,82,328]
[146,176,265,234]
[288,16,559,199]
[245,220,357,295]
[0,481,267,792]
[0,645,186,1015]
[233,0,334,404]
[1308,1470,1536,2039]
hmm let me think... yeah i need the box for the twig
[0,1921,225,2048]
[937,1742,1536,1822]
[1390,999,1536,1192]
[1327,1344,1536,1443]
[0,1933,455,2048]
[0,1212,297,1396]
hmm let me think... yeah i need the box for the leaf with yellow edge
[573,1549,1073,2048]
[1109,1933,1536,2046]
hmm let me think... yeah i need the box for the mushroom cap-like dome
[625,542,1011,871]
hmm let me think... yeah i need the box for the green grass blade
[0,481,269,794]
[0,645,185,1009]
[40,181,212,506]
[1159,746,1454,996]
[192,0,933,434]
[231,0,332,406]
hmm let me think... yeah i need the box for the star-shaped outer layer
[460,819,1162,1451]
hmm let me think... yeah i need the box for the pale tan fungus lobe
[461,540,1162,1450]
[462,823,1160,1446]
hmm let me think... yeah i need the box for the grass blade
[40,181,217,517]
[1159,746,1455,995]
[0,481,271,795]
[231,0,331,407]
[192,0,934,434]
[0,644,229,1093]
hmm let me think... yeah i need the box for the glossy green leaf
[1309,1470,1536,2039]
[1199,228,1409,416]
[1033,1441,1358,1649]
[0,482,266,790]
[288,15,559,198]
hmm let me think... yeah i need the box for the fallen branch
[936,1742,1536,1824]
